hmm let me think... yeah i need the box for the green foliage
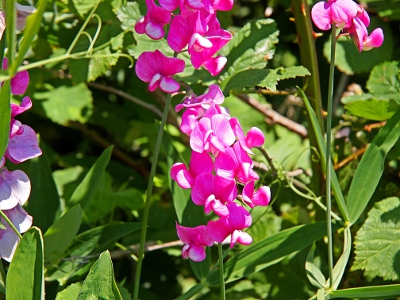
[0,80,10,157]
[352,197,400,281]
[6,227,44,300]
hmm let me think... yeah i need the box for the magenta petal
[242,181,255,208]
[168,15,192,52]
[176,223,214,246]
[170,163,193,189]
[6,125,42,163]
[135,17,147,34]
[190,151,213,177]
[11,96,32,118]
[214,175,237,203]
[145,21,165,40]
[214,147,238,180]
[188,244,207,262]
[246,127,265,148]
[159,0,180,11]
[159,77,181,93]
[252,186,271,206]
[211,199,229,217]
[226,202,252,229]
[311,1,333,30]
[0,168,30,209]
[207,217,232,243]
[202,56,227,76]
[211,114,235,148]
[186,0,204,10]
[10,70,29,95]
[5,205,32,233]
[213,0,234,11]
[231,230,252,248]
[363,28,384,51]
[180,108,199,135]
[190,117,212,153]
[191,173,214,206]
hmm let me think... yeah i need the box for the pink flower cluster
[134,0,233,93]
[171,85,270,262]
[311,0,384,52]
[0,59,41,261]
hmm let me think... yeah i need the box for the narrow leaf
[327,284,400,299]
[69,146,113,209]
[330,226,351,289]
[299,87,349,221]
[0,80,10,158]
[6,227,44,300]
[207,221,333,285]
[44,205,83,265]
[77,251,122,300]
[347,109,400,224]
[306,243,326,289]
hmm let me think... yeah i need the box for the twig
[334,146,368,170]
[236,94,308,138]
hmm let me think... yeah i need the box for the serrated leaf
[44,205,83,265]
[77,251,122,300]
[6,227,44,300]
[34,83,93,125]
[68,0,100,18]
[219,19,279,80]
[55,283,81,300]
[275,66,311,80]
[352,197,400,280]
[347,109,400,224]
[366,61,400,96]
[345,98,400,121]
[128,32,172,59]
[116,2,141,31]
[87,47,120,81]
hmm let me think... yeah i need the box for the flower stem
[218,243,226,300]
[326,26,337,288]
[132,93,172,300]
[0,210,22,239]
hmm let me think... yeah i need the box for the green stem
[133,93,173,300]
[218,243,226,300]
[5,0,15,66]
[0,210,22,239]
[326,26,337,288]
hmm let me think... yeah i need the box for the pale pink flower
[176,223,214,262]
[135,50,185,93]
[16,3,36,31]
[0,205,32,262]
[175,84,224,112]
[207,201,252,248]
[0,167,30,210]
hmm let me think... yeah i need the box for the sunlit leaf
[116,2,141,31]
[306,243,326,289]
[328,283,400,299]
[55,283,81,300]
[366,61,400,97]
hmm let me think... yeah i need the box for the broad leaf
[55,283,81,300]
[207,221,332,286]
[344,96,400,121]
[347,109,400,224]
[0,80,10,158]
[77,251,122,300]
[6,227,44,300]
[116,2,141,31]
[352,197,400,280]
[28,139,60,232]
[69,146,113,210]
[366,61,400,97]
[34,83,93,125]
[44,205,83,265]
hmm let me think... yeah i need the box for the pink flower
[159,0,233,13]
[170,151,213,189]
[0,205,32,262]
[175,84,224,112]
[242,181,271,208]
[2,58,29,95]
[135,50,185,93]
[190,113,235,154]
[311,0,359,30]
[230,118,265,154]
[176,223,214,262]
[16,3,36,31]
[134,0,171,40]
[0,167,30,210]
[214,142,259,185]
[191,173,237,216]
[207,202,252,248]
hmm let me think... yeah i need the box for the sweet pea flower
[311,0,359,30]
[175,84,224,112]
[207,201,252,248]
[159,0,233,13]
[230,118,265,155]
[16,3,36,31]
[176,223,214,262]
[135,50,185,93]
[191,173,237,216]
[170,151,213,189]
[2,58,29,95]
[0,205,32,262]
[134,0,171,40]
[242,180,271,208]
[0,166,30,210]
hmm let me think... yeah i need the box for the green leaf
[352,197,400,280]
[219,19,279,80]
[328,284,400,299]
[344,97,400,121]
[323,18,393,75]
[77,251,123,300]
[366,61,400,97]
[0,80,10,158]
[330,226,351,289]
[299,87,349,221]
[27,139,60,232]
[6,227,44,300]
[11,0,47,75]
[44,205,83,265]
[360,0,400,20]
[306,243,326,289]
[347,109,400,224]
[67,0,100,18]
[55,283,81,300]
[116,2,141,31]
[34,83,93,125]
[69,146,113,210]
[207,221,332,286]
[45,222,142,281]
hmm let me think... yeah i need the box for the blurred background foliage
[5,0,400,299]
